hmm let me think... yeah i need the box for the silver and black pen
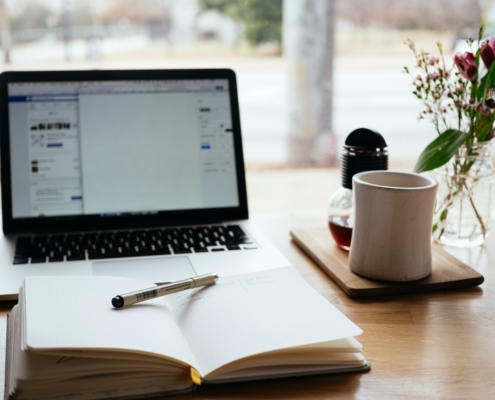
[111,272,219,309]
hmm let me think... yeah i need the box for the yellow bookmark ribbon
[190,367,202,386]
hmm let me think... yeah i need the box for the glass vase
[432,142,495,247]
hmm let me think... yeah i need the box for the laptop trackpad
[92,257,196,284]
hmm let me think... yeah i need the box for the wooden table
[1,215,494,399]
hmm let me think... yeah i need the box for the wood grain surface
[291,227,484,297]
[1,215,494,399]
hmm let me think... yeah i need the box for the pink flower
[477,103,492,116]
[427,56,439,65]
[481,37,495,69]
[454,52,477,80]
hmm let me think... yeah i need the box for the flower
[406,28,495,170]
[427,56,439,65]
[454,52,477,80]
[477,103,492,116]
[427,72,440,80]
[406,30,495,246]
[481,37,495,69]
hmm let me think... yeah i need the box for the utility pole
[283,0,337,165]
[0,0,11,64]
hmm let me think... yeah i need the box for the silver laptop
[0,69,290,300]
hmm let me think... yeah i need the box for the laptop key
[152,246,171,255]
[103,252,122,259]
[67,254,86,261]
[31,256,47,263]
[88,251,114,260]
[16,237,33,254]
[13,257,28,264]
[173,248,192,254]
[227,245,241,251]
[112,251,135,259]
[87,252,99,260]
[193,247,208,253]
[14,249,30,257]
[136,249,155,257]
[17,236,32,245]
[91,246,128,260]
[33,236,49,245]
[49,255,64,262]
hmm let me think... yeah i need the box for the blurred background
[0,0,491,171]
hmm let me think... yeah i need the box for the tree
[337,0,482,34]
[198,0,282,45]
[9,1,52,31]
[101,0,169,26]
[284,0,337,165]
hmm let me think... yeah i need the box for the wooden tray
[290,228,484,298]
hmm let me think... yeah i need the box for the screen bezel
[0,69,248,234]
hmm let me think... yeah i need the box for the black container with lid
[341,128,388,189]
[327,128,388,251]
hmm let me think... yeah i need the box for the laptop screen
[7,79,240,220]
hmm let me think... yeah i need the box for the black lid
[342,128,388,189]
[344,127,387,150]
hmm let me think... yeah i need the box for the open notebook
[5,267,370,400]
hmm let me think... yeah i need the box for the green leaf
[432,222,438,232]
[476,115,495,141]
[476,58,495,99]
[413,129,470,173]
[478,25,485,42]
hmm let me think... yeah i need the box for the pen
[111,272,219,309]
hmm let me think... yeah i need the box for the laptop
[0,69,290,300]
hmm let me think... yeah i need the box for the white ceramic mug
[349,171,438,282]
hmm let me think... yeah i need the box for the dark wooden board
[290,228,484,298]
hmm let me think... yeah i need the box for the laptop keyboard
[13,224,257,264]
